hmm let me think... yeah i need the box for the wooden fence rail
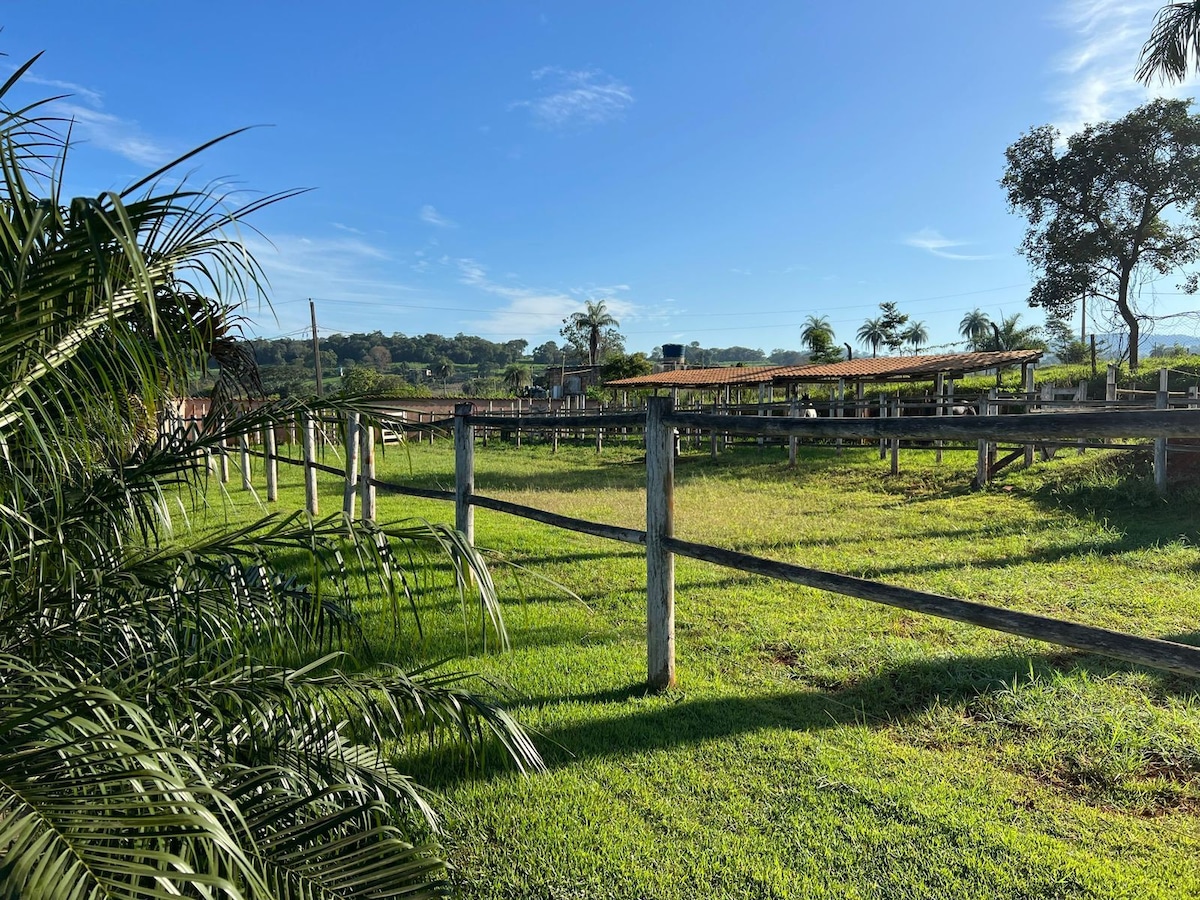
[230,402,1200,690]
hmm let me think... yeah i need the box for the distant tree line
[252,331,529,371]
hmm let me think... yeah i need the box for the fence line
[217,400,1200,690]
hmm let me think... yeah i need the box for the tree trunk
[1117,267,1140,371]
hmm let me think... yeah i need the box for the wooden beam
[663,537,1200,678]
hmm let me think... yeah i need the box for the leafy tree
[768,348,807,365]
[367,344,391,371]
[531,340,561,364]
[340,365,383,394]
[901,320,929,354]
[600,351,654,382]
[877,301,910,352]
[562,300,620,365]
[856,317,887,357]
[433,355,455,384]
[1138,2,1200,84]
[958,309,991,352]
[1003,99,1200,370]
[0,57,536,898]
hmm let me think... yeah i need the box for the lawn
[204,433,1200,899]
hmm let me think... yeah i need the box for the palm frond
[1137,2,1200,84]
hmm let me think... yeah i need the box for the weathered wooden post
[835,378,845,456]
[1076,380,1089,454]
[889,397,900,476]
[359,419,376,521]
[516,399,522,449]
[343,411,360,520]
[934,372,945,464]
[264,423,278,502]
[302,413,318,515]
[878,394,888,460]
[757,383,766,452]
[239,434,252,491]
[645,396,676,691]
[1106,364,1118,404]
[454,403,475,546]
[1155,368,1169,495]
[710,399,720,460]
[1023,365,1035,468]
[788,397,799,467]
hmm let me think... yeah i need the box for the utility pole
[1080,293,1086,344]
[309,299,324,397]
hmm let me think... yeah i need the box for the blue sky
[4,1,1200,355]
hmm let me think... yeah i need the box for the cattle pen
[196,394,1200,693]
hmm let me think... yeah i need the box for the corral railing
[214,398,1200,691]
[453,399,1200,690]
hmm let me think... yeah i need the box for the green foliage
[600,351,653,382]
[1138,2,1200,84]
[562,300,622,365]
[0,56,535,898]
[1003,98,1200,370]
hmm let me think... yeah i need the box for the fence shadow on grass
[413,646,1200,791]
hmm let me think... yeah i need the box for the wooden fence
[194,397,1200,691]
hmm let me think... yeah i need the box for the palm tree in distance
[1138,2,1200,83]
[856,317,887,357]
[980,312,1047,351]
[503,362,532,394]
[958,308,991,351]
[800,315,834,353]
[901,321,929,354]
[567,300,619,365]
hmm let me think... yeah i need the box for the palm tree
[958,309,991,352]
[856,317,887,357]
[503,362,532,394]
[800,315,835,353]
[901,321,929,354]
[566,300,619,366]
[980,312,1047,351]
[0,58,537,898]
[1138,2,1200,84]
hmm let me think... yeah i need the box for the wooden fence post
[343,412,360,520]
[645,396,676,692]
[835,378,845,456]
[359,420,376,521]
[1155,368,1169,494]
[788,397,799,467]
[454,403,475,546]
[239,434,252,491]
[878,394,888,460]
[1106,364,1118,403]
[934,373,944,464]
[302,414,318,516]
[889,397,900,476]
[264,424,278,502]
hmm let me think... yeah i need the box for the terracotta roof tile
[604,351,1044,388]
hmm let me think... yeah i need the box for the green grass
[204,435,1200,899]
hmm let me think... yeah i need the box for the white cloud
[332,222,365,235]
[450,256,658,339]
[239,233,415,334]
[57,102,171,167]
[1053,0,1200,135]
[15,71,104,107]
[903,228,993,261]
[419,204,457,228]
[512,67,634,131]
